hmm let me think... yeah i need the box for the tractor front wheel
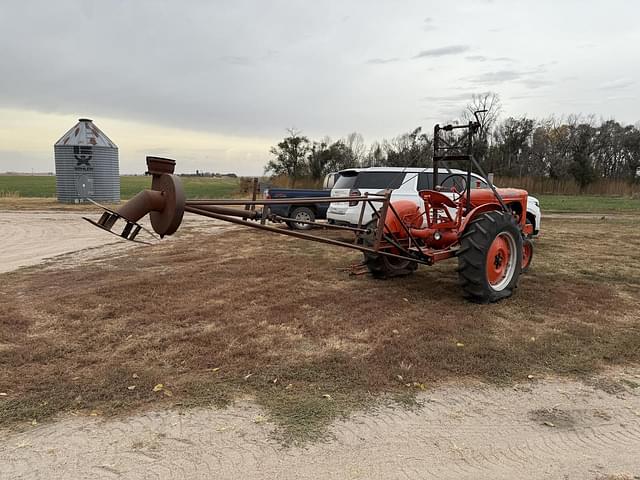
[457,210,522,303]
[364,252,418,278]
[361,221,418,278]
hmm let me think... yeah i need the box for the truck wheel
[287,207,315,230]
[457,210,522,303]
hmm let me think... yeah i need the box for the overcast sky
[1,0,638,175]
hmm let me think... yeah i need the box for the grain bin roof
[55,118,117,148]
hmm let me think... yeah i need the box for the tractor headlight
[434,231,442,241]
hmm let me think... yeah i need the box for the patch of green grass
[0,176,57,197]
[0,175,239,199]
[537,194,640,213]
[256,388,352,445]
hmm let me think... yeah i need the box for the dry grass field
[1,214,639,442]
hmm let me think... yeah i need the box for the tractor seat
[418,190,457,208]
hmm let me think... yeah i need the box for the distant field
[537,194,640,213]
[0,175,239,199]
[2,175,639,213]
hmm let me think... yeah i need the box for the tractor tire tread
[457,210,523,303]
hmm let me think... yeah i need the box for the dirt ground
[2,374,640,480]
[0,209,232,273]
[0,210,129,273]
[1,209,640,479]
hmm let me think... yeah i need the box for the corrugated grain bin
[54,118,119,203]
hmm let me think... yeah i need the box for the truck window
[353,172,404,190]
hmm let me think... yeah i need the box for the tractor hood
[468,188,529,208]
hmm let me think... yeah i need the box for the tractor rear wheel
[457,210,522,303]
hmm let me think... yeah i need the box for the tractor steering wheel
[440,174,468,201]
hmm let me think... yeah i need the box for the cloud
[413,45,470,58]
[421,92,498,119]
[469,70,523,84]
[605,95,637,102]
[534,62,556,71]
[467,66,552,89]
[220,56,251,65]
[423,92,478,103]
[599,78,634,90]
[366,57,400,65]
[466,55,488,62]
[508,93,545,100]
[520,79,554,89]
[422,17,436,31]
[466,55,515,63]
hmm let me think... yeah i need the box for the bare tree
[463,92,502,139]
[343,132,366,166]
[461,92,502,164]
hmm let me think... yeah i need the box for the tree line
[265,93,640,189]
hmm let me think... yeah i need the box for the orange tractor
[85,111,533,303]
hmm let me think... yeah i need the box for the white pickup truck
[327,167,541,235]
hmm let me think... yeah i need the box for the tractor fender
[459,202,502,233]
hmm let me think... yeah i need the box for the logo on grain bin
[74,146,93,166]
